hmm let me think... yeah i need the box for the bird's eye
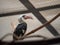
[22,15,25,18]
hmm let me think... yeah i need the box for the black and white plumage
[13,15,33,40]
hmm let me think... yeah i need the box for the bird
[12,15,33,40]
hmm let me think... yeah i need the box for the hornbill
[11,15,33,40]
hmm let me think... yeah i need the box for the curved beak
[24,15,33,20]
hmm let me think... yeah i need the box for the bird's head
[22,15,33,20]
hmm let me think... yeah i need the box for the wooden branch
[10,13,60,40]
[24,35,47,39]
[22,13,60,38]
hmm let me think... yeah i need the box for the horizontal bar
[0,4,60,17]
[0,36,60,45]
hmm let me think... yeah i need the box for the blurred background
[0,0,60,42]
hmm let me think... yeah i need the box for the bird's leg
[22,30,25,33]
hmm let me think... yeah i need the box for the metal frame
[0,0,60,45]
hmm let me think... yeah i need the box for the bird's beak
[24,16,33,20]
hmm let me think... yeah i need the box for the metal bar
[19,0,59,36]
[0,36,60,45]
[0,4,60,17]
